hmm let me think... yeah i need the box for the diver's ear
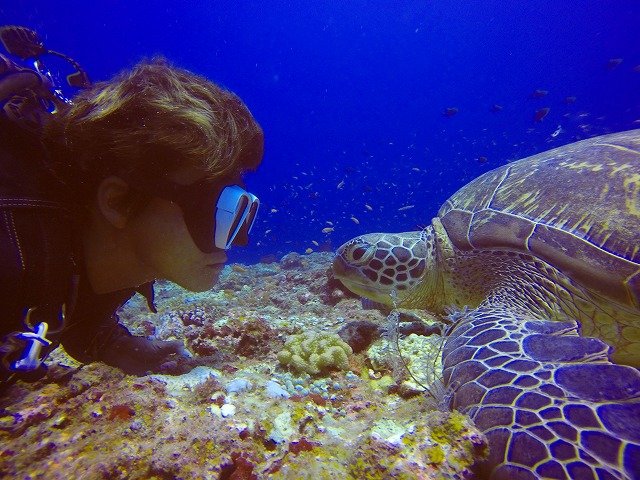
[96,176,135,228]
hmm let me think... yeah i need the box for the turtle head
[332,229,435,307]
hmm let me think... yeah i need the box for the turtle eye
[346,243,375,265]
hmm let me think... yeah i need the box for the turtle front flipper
[442,306,640,480]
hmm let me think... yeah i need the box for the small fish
[442,107,458,117]
[632,65,640,73]
[606,58,623,70]
[530,89,548,99]
[350,216,360,224]
[477,156,488,164]
[337,180,345,189]
[411,167,421,172]
[563,96,576,105]
[305,248,313,254]
[270,208,278,213]
[365,204,373,211]
[398,205,415,211]
[232,264,248,274]
[322,227,334,234]
[533,108,550,123]
[551,125,563,137]
[490,104,503,112]
[311,240,319,247]
[326,221,334,226]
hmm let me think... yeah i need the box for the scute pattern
[332,231,431,302]
[439,130,640,310]
[333,130,640,478]
[442,308,640,479]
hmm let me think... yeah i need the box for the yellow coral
[277,332,352,375]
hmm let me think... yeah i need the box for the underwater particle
[477,156,488,165]
[277,331,353,375]
[490,104,503,112]
[563,96,576,105]
[530,89,548,99]
[533,108,550,123]
[606,58,623,70]
[322,227,334,234]
[442,107,458,117]
[350,216,360,224]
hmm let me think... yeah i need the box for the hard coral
[277,332,352,375]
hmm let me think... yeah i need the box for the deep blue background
[3,1,640,263]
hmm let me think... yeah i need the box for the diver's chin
[178,268,223,293]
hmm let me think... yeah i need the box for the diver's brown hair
[44,57,263,202]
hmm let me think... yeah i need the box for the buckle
[12,321,51,371]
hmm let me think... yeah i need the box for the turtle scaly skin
[333,130,640,479]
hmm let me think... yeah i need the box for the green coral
[277,332,352,375]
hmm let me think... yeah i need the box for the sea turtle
[332,129,640,479]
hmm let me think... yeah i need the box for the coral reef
[277,331,352,375]
[0,252,486,479]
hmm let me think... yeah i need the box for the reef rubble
[0,252,486,479]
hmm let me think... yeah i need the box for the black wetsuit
[0,116,156,385]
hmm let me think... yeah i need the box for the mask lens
[244,196,260,234]
[226,195,249,245]
[215,185,259,250]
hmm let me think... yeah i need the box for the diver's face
[128,168,228,292]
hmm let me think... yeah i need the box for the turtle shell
[438,129,640,309]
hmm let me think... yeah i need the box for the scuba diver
[0,26,264,389]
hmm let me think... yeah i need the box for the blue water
[3,1,640,263]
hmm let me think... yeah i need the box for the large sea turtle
[332,130,640,479]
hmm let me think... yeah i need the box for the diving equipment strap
[12,319,52,371]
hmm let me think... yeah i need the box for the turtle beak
[331,254,350,278]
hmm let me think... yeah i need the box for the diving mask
[125,173,260,253]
